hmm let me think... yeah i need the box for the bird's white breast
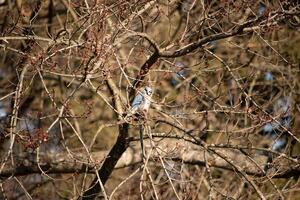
[140,97,151,111]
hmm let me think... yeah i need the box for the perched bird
[262,121,289,152]
[171,62,186,86]
[271,135,288,152]
[130,86,153,115]
[129,86,153,159]
[263,120,289,171]
[261,97,292,171]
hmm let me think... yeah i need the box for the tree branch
[1,139,298,179]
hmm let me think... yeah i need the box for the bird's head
[144,86,153,96]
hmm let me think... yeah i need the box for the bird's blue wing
[131,93,144,109]
[272,137,287,151]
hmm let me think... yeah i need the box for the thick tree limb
[1,139,299,180]
[80,123,129,200]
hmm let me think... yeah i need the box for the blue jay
[262,121,289,152]
[128,86,153,159]
[263,120,289,171]
[171,62,186,86]
[130,86,153,115]
[262,97,292,171]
